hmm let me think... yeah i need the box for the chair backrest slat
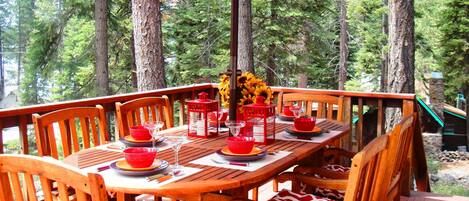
[10,172,24,201]
[80,117,91,149]
[0,154,108,201]
[277,93,344,121]
[32,106,108,159]
[76,191,89,201]
[57,182,69,201]
[58,120,71,156]
[344,134,389,200]
[46,125,59,159]
[69,118,80,153]
[24,173,38,201]
[380,114,416,200]
[150,106,158,122]
[134,109,142,126]
[116,96,173,138]
[39,176,53,201]
[143,106,150,122]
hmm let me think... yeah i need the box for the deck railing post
[341,96,353,151]
[0,121,3,154]
[19,115,29,154]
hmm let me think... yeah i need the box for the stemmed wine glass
[143,120,164,148]
[165,133,186,175]
[224,120,246,137]
[289,105,303,118]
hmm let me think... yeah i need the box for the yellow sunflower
[255,85,273,103]
[219,71,272,111]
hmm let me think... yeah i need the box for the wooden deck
[401,191,469,201]
[137,179,469,201]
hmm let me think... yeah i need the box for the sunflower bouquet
[218,72,273,112]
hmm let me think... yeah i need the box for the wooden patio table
[64,119,350,201]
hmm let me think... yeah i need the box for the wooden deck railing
[0,83,430,193]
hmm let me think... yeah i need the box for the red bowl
[130,126,152,140]
[226,137,255,154]
[294,117,316,131]
[283,106,294,116]
[123,147,157,168]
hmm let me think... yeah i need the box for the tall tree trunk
[95,0,110,96]
[131,0,166,91]
[130,32,138,90]
[386,0,415,130]
[298,74,307,88]
[266,44,276,86]
[266,0,278,86]
[0,25,4,101]
[380,0,389,92]
[338,0,348,91]
[465,85,469,150]
[238,0,254,73]
[17,1,22,86]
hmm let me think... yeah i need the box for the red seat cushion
[323,164,350,173]
[269,189,334,201]
[299,164,350,200]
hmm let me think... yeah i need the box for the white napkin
[275,130,342,143]
[189,151,291,172]
[81,160,202,190]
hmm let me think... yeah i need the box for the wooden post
[357,98,364,150]
[228,0,239,123]
[401,99,415,196]
[341,96,352,151]
[377,99,384,136]
[19,115,29,154]
[0,121,3,154]
[179,97,186,126]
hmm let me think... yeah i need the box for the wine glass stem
[174,149,179,168]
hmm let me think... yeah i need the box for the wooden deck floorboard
[401,191,469,201]
[135,167,469,201]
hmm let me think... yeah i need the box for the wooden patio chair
[32,105,108,159]
[271,134,391,201]
[202,134,391,201]
[0,154,108,201]
[115,96,173,138]
[277,92,344,121]
[288,113,416,200]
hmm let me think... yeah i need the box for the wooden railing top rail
[212,83,416,100]
[0,83,417,118]
[270,86,416,100]
[0,83,214,118]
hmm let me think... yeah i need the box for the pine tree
[386,0,415,129]
[131,0,166,91]
[439,0,468,147]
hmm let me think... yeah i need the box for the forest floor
[428,151,469,196]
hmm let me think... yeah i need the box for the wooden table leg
[273,177,279,192]
[252,187,258,201]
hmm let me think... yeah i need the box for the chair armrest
[323,147,356,159]
[293,166,349,180]
[277,172,348,191]
[202,192,251,201]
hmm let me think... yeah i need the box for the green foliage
[19,0,134,104]
[0,0,464,106]
[347,0,386,90]
[164,0,231,86]
[164,0,339,88]
[426,157,440,174]
[432,182,469,196]
[252,0,338,88]
[439,0,469,104]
